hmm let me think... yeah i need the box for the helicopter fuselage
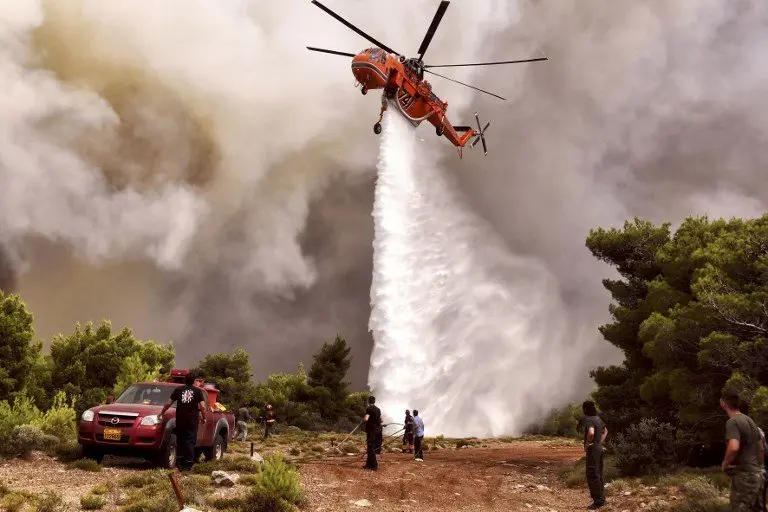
[350,47,474,148]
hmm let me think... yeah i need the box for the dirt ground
[0,439,679,511]
[300,441,588,512]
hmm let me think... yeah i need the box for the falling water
[368,108,570,438]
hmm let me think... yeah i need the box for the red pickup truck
[77,371,235,468]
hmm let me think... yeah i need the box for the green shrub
[671,476,729,512]
[53,440,81,462]
[68,459,102,472]
[561,456,619,488]
[613,418,678,477]
[239,474,259,485]
[250,453,304,510]
[11,424,59,458]
[80,494,108,510]
[0,393,42,457]
[1,493,27,512]
[90,484,110,496]
[36,490,65,512]
[32,391,77,442]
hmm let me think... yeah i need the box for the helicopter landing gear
[436,126,444,136]
[361,87,367,95]
[373,95,387,135]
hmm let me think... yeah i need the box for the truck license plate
[103,428,122,441]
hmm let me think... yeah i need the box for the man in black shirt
[402,410,414,454]
[362,395,382,470]
[159,372,207,471]
[582,400,608,509]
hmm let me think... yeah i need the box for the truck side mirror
[106,396,115,404]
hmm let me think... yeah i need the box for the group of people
[233,403,277,442]
[362,396,425,470]
[402,409,425,461]
[582,391,768,511]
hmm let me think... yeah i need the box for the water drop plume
[368,110,574,437]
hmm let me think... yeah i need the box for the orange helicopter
[307,0,547,157]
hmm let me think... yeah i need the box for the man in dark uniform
[159,372,207,472]
[402,410,414,454]
[582,400,607,509]
[263,404,277,439]
[362,395,382,470]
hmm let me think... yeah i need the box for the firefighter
[263,404,276,439]
[402,410,414,454]
[362,395,382,470]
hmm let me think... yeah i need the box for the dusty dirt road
[300,441,590,512]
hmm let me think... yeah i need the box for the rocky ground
[0,436,712,511]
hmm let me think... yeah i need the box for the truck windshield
[115,384,177,406]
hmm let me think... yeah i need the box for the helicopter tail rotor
[470,112,490,155]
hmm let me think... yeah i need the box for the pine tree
[308,335,352,419]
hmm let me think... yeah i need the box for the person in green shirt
[720,390,765,511]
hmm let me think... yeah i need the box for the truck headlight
[140,415,160,426]
[81,410,95,422]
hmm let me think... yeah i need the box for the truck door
[196,391,214,447]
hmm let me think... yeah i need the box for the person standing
[403,410,415,454]
[234,403,254,442]
[582,400,607,510]
[412,410,425,462]
[263,404,277,439]
[362,396,382,470]
[720,391,764,511]
[159,372,207,472]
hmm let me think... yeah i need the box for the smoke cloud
[0,0,506,386]
[2,0,768,429]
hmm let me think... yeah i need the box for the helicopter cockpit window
[370,48,386,64]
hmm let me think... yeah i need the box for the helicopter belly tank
[351,54,388,90]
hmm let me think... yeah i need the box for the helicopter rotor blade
[416,1,450,62]
[425,57,548,68]
[310,0,399,55]
[306,47,357,58]
[424,69,506,101]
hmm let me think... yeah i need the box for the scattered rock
[211,470,239,486]
[525,504,532,509]
[180,508,204,512]
[536,484,551,491]
[623,491,632,496]
[250,452,264,463]
[350,499,372,507]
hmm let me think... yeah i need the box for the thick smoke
[0,0,505,385]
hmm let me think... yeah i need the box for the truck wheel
[156,433,177,469]
[204,434,225,462]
